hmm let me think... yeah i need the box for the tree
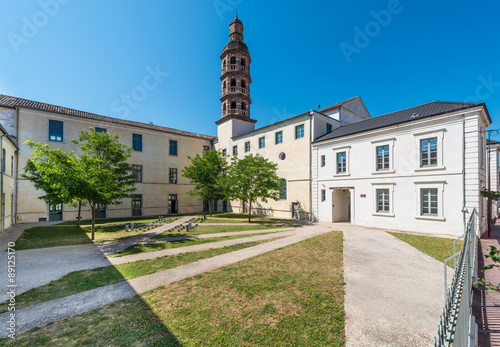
[72,128,136,240]
[228,154,281,222]
[182,150,228,216]
[22,142,87,227]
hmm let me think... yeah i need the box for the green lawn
[58,216,179,226]
[112,233,277,257]
[153,224,293,239]
[15,224,162,250]
[207,213,291,222]
[0,241,270,314]
[4,231,344,346]
[387,232,463,267]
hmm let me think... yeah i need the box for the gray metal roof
[314,101,487,143]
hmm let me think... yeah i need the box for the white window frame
[414,181,446,221]
[321,189,326,202]
[332,146,351,177]
[371,138,395,174]
[413,129,445,171]
[372,183,395,217]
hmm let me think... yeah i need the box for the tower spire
[217,16,256,125]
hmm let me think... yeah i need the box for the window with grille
[49,120,63,142]
[169,140,177,156]
[420,138,437,167]
[421,188,438,215]
[169,168,177,184]
[376,189,390,213]
[132,134,142,151]
[132,165,142,182]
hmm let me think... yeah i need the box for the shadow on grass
[1,229,182,345]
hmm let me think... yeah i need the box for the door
[132,195,142,216]
[332,189,351,222]
[203,200,209,212]
[213,200,218,212]
[292,202,299,219]
[49,204,63,221]
[95,203,106,219]
[168,194,178,214]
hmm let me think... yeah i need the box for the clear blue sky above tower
[0,0,499,137]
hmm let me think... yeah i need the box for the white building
[312,102,491,236]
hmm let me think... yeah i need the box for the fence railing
[434,209,477,346]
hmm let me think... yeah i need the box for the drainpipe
[1,134,4,233]
[309,111,313,221]
[15,107,19,224]
[462,115,466,228]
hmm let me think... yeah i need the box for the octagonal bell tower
[216,15,257,138]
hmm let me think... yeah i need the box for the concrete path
[0,216,190,302]
[0,226,331,337]
[143,227,293,242]
[340,223,453,346]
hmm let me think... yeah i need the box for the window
[421,188,438,216]
[203,145,210,155]
[132,195,142,216]
[213,201,218,212]
[230,57,236,64]
[275,131,283,144]
[321,189,326,202]
[241,80,246,88]
[230,79,236,87]
[1,149,5,173]
[245,141,250,152]
[241,58,246,66]
[231,102,237,109]
[95,127,107,133]
[259,137,265,149]
[168,194,178,214]
[233,145,238,155]
[295,124,304,139]
[132,165,142,182]
[279,152,286,160]
[243,201,248,213]
[49,120,63,142]
[280,178,287,200]
[420,138,437,167]
[169,168,177,184]
[169,140,177,156]
[241,102,246,111]
[10,156,13,176]
[222,149,227,156]
[337,152,347,174]
[321,155,325,167]
[132,134,142,151]
[376,189,390,213]
[376,145,390,171]
[326,123,332,134]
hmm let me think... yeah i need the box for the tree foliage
[181,150,228,216]
[227,154,281,222]
[23,128,136,240]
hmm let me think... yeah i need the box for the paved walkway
[476,221,500,347]
[0,225,331,337]
[340,223,453,346]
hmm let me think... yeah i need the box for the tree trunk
[209,199,213,217]
[76,201,82,228]
[91,204,96,241]
[248,200,252,222]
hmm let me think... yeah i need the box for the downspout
[462,115,466,228]
[1,135,4,233]
[15,107,19,224]
[309,111,313,221]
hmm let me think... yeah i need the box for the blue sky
[0,0,499,137]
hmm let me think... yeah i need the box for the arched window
[230,57,236,64]
[231,102,237,109]
[241,80,246,88]
[222,103,226,111]
[223,60,226,67]
[241,58,246,66]
[241,102,246,111]
[279,178,287,200]
[230,79,236,87]
[223,81,226,89]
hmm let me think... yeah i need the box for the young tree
[72,128,136,240]
[182,150,228,216]
[22,142,87,227]
[228,154,282,222]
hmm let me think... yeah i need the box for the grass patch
[0,241,270,314]
[5,231,344,346]
[14,224,161,250]
[58,216,179,226]
[153,224,293,239]
[112,233,276,257]
[207,213,291,222]
[387,232,463,267]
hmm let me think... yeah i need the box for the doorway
[292,202,299,219]
[332,189,351,222]
[49,204,63,221]
[168,194,178,214]
[95,203,106,219]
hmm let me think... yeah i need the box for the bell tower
[216,15,257,135]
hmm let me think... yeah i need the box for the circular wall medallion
[279,152,286,160]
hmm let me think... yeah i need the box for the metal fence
[434,209,477,347]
